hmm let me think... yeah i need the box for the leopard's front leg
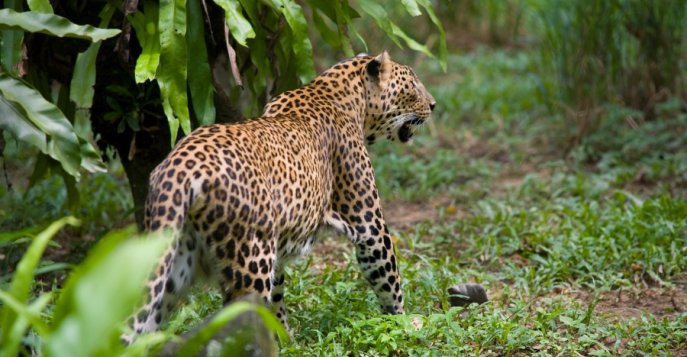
[326,149,404,314]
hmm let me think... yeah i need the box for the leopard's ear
[366,51,391,87]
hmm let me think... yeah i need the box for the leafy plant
[0,0,447,224]
[0,218,287,356]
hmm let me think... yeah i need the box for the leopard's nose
[429,101,436,112]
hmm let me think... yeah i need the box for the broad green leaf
[158,0,190,145]
[0,9,120,42]
[274,30,300,94]
[177,302,288,355]
[306,0,335,19]
[0,0,23,73]
[70,43,102,108]
[239,0,272,113]
[357,0,433,57]
[0,225,43,244]
[47,227,169,357]
[65,2,111,174]
[57,165,79,211]
[177,302,254,355]
[277,0,316,83]
[187,0,215,125]
[27,0,53,13]
[0,96,47,153]
[213,0,255,47]
[400,0,422,17]
[33,262,71,277]
[27,152,50,188]
[312,9,343,51]
[356,0,403,48]
[416,0,447,71]
[308,0,361,53]
[391,23,433,58]
[252,304,289,342]
[0,29,23,72]
[335,1,363,54]
[0,216,80,351]
[131,1,161,83]
[77,136,106,173]
[0,292,52,357]
[0,73,82,177]
[122,332,172,357]
[70,3,116,109]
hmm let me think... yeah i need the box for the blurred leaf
[125,114,140,131]
[356,0,433,58]
[337,2,366,53]
[177,302,254,355]
[0,291,52,357]
[177,302,288,355]
[158,0,190,145]
[0,225,43,244]
[70,3,115,109]
[47,226,169,357]
[416,0,447,71]
[0,0,24,73]
[33,262,72,277]
[253,303,289,343]
[122,332,172,357]
[77,135,106,173]
[390,22,433,58]
[27,0,52,13]
[131,1,161,83]
[0,96,47,153]
[311,9,343,51]
[0,8,120,42]
[70,44,101,108]
[214,0,255,47]
[238,0,272,114]
[57,165,79,211]
[275,0,316,83]
[400,0,422,17]
[0,73,82,177]
[186,0,216,125]
[0,216,80,355]
[356,0,403,48]
[274,30,300,93]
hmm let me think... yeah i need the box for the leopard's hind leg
[122,167,199,343]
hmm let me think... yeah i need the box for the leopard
[125,51,436,341]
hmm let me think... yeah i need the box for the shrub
[537,0,687,137]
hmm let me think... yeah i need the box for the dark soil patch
[585,277,687,320]
[383,196,468,230]
[567,286,686,321]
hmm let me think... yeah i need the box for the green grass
[273,178,687,355]
[2,47,687,355]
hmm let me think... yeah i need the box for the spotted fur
[125,52,435,341]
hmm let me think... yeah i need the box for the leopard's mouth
[398,116,424,143]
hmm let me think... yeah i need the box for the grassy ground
[2,47,686,355]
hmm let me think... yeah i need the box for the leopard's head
[363,52,436,144]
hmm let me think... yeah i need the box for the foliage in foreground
[0,219,285,356]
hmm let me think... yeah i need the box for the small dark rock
[448,283,488,307]
[158,293,277,357]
